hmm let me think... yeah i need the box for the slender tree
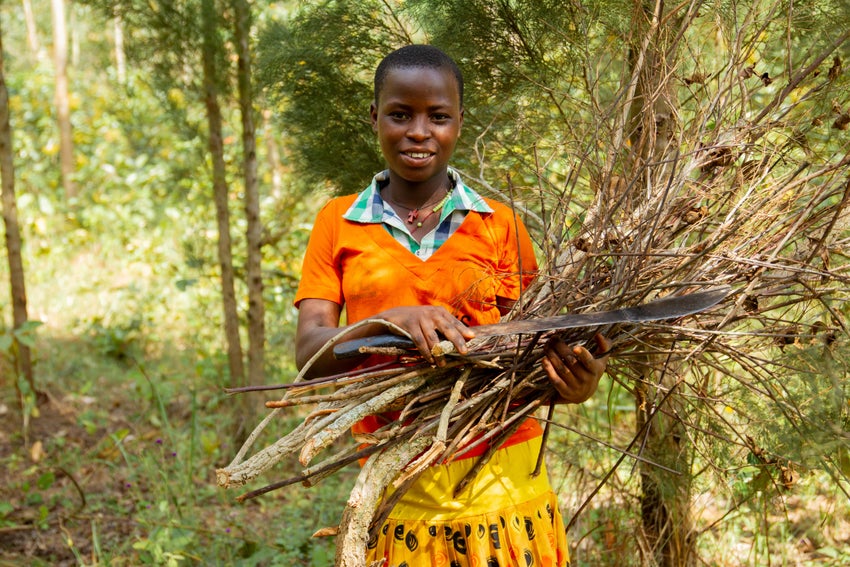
[112,11,126,83]
[233,0,265,387]
[262,108,282,196]
[201,0,246,388]
[0,18,35,391]
[87,0,252,389]
[22,0,42,59]
[50,0,76,198]
[622,2,696,564]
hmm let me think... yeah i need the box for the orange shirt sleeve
[294,196,355,308]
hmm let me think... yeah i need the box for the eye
[432,113,450,122]
[389,111,409,120]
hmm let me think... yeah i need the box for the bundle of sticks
[215,292,728,562]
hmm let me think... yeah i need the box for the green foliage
[0,345,354,564]
[87,315,143,360]
[739,336,849,477]
[258,0,400,194]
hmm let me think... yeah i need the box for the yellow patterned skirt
[365,436,569,567]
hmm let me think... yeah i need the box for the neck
[383,171,451,208]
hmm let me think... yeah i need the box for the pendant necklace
[384,187,453,228]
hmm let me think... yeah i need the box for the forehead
[377,66,461,107]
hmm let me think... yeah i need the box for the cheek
[377,123,400,144]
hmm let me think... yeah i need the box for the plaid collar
[343,167,493,223]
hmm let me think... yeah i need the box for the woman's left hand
[542,333,611,404]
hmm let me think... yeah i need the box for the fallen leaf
[30,440,46,462]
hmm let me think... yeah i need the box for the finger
[398,322,433,364]
[594,333,613,356]
[542,357,574,399]
[419,324,445,365]
[436,319,472,355]
[456,319,476,340]
[545,337,573,360]
[545,346,582,387]
[571,345,597,368]
[544,357,596,403]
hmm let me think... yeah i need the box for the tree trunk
[50,0,76,199]
[635,367,695,567]
[262,109,282,197]
[22,0,42,60]
[624,1,696,564]
[233,0,264,388]
[0,21,35,391]
[113,12,126,84]
[201,0,245,389]
[69,3,79,68]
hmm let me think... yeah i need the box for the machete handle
[333,334,417,359]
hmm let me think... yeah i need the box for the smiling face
[370,66,464,195]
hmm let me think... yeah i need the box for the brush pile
[217,13,850,567]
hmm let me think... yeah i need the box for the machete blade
[333,285,732,359]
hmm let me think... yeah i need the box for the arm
[295,298,476,379]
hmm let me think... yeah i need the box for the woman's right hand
[374,305,476,365]
[295,299,475,378]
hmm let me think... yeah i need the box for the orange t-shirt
[295,193,542,458]
[295,194,538,326]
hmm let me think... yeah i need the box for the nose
[406,115,430,141]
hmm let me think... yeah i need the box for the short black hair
[373,44,464,107]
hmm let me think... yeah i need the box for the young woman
[294,44,609,567]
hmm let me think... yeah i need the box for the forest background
[1,0,849,565]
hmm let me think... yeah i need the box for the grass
[0,204,357,565]
[0,332,357,566]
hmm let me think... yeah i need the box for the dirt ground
[0,395,141,566]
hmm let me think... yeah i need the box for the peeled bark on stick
[335,435,432,567]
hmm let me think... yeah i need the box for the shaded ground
[0,370,352,566]
[0,394,129,566]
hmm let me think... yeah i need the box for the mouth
[403,151,433,160]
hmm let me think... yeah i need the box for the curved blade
[333,285,732,359]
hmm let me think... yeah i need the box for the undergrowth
[0,331,355,565]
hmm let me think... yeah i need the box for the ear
[458,107,464,137]
[370,102,379,132]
